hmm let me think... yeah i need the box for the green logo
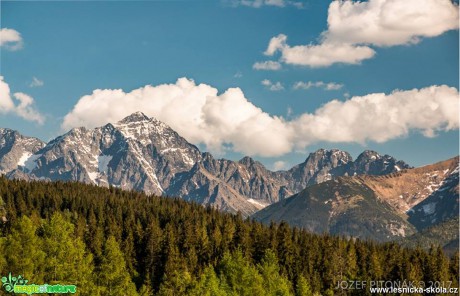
[1,273,28,292]
[1,273,77,295]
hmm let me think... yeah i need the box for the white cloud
[326,0,459,47]
[29,77,44,88]
[234,0,304,8]
[265,34,376,67]
[292,85,459,147]
[0,28,23,51]
[62,78,293,157]
[62,78,459,157]
[264,0,459,67]
[253,61,282,71]
[261,79,284,91]
[12,93,45,124]
[0,77,45,124]
[293,81,344,91]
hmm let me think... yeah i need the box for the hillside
[253,157,459,242]
[252,177,416,242]
[400,217,459,255]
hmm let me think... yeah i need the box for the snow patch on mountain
[247,198,268,209]
[98,155,112,174]
[24,154,41,172]
[17,152,32,167]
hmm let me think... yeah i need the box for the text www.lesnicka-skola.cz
[336,280,458,294]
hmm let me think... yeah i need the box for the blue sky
[1,0,459,169]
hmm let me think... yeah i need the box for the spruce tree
[189,266,226,296]
[258,249,293,296]
[42,213,95,295]
[3,216,45,282]
[98,235,138,296]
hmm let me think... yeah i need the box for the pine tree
[98,236,138,296]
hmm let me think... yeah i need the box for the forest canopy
[0,177,458,295]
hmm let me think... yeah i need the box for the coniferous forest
[0,177,458,295]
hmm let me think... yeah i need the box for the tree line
[0,177,458,295]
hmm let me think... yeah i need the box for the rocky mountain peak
[304,148,353,168]
[356,150,382,162]
[239,156,256,166]
[0,129,45,175]
[117,111,151,124]
[352,150,410,176]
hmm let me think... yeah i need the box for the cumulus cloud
[62,78,459,157]
[253,61,282,71]
[261,79,284,91]
[0,28,23,51]
[293,81,344,91]
[265,34,375,67]
[29,77,44,88]
[292,85,460,147]
[326,0,459,47]
[233,0,304,8]
[0,77,45,124]
[264,0,459,67]
[62,78,293,157]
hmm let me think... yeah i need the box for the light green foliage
[0,237,6,274]
[218,250,265,296]
[258,249,293,296]
[3,216,45,282]
[189,266,227,296]
[296,276,313,296]
[158,269,194,296]
[42,212,94,293]
[98,235,138,296]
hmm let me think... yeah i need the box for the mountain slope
[407,161,459,230]
[253,177,416,241]
[0,128,45,175]
[253,157,459,241]
[13,112,202,196]
[360,157,458,215]
[400,217,459,255]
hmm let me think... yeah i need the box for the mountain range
[1,112,409,216]
[0,112,458,243]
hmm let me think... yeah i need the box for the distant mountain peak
[357,150,382,160]
[117,111,151,124]
[239,156,256,166]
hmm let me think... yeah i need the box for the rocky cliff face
[0,128,45,175]
[1,112,410,216]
